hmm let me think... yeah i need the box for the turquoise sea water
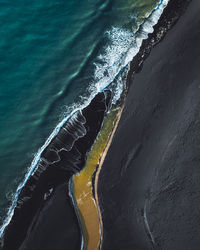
[0,0,162,228]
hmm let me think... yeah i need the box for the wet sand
[98,0,200,249]
[1,92,109,250]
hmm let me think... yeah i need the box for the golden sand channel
[72,107,123,250]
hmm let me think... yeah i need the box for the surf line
[0,0,170,241]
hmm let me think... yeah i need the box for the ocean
[0,0,165,232]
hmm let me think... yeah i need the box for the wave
[94,0,169,93]
[0,0,169,238]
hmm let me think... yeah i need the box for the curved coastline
[0,0,193,249]
[0,0,169,242]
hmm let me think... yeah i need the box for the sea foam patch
[94,0,169,94]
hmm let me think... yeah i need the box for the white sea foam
[94,0,169,94]
[0,0,169,238]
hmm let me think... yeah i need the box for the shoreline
[1,92,109,250]
[0,0,169,240]
[0,0,190,249]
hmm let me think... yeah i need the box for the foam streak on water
[0,0,169,238]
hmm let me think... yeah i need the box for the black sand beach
[1,0,199,249]
[99,0,200,249]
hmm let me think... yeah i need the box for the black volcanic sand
[99,0,200,250]
[1,91,111,250]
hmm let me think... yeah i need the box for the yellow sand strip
[94,107,124,248]
[72,107,123,250]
